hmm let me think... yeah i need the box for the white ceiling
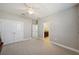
[0,3,77,20]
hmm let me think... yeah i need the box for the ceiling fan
[21,3,40,20]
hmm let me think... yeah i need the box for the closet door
[1,21,15,44]
[1,20,24,44]
[32,24,38,39]
[15,21,24,42]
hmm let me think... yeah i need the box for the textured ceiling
[0,3,77,20]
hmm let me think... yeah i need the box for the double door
[0,20,24,44]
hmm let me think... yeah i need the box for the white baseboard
[52,42,79,54]
[39,38,43,40]
[3,37,32,46]
[4,37,43,46]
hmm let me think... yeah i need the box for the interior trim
[52,42,79,54]
[3,38,32,46]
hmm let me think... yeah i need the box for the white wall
[0,11,32,45]
[39,6,79,50]
[51,6,78,49]
[77,5,79,50]
[38,20,43,39]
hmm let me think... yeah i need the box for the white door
[1,20,24,44]
[15,21,24,42]
[32,24,38,39]
[1,21,14,44]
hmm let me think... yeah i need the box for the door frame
[43,22,51,40]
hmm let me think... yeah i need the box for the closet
[0,20,24,45]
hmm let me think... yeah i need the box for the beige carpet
[1,38,79,55]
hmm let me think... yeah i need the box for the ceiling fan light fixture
[28,9,34,14]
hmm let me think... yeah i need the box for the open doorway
[43,23,49,38]
[43,22,52,47]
